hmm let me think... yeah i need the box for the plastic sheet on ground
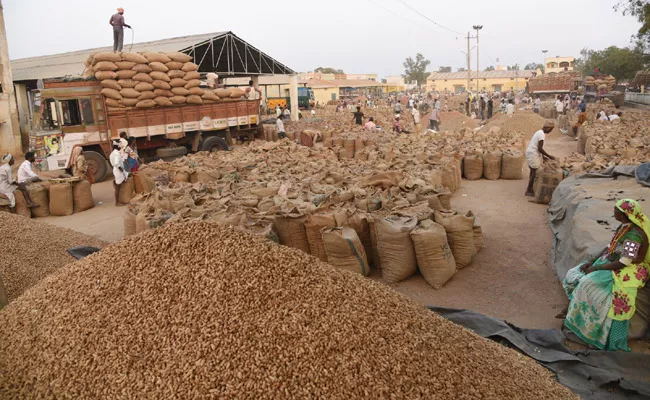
[430,306,650,400]
[548,175,649,339]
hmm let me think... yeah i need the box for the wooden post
[0,0,23,155]
[0,271,8,309]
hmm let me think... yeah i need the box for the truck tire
[156,147,188,158]
[202,136,231,152]
[84,151,108,183]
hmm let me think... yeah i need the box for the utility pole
[466,32,471,94]
[0,0,22,155]
[473,25,483,93]
[542,49,548,75]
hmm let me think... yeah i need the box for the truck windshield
[60,99,82,126]
[35,98,60,132]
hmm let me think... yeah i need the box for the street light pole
[473,25,483,93]
[542,49,548,75]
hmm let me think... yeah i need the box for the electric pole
[466,32,471,94]
[542,49,548,75]
[473,25,483,93]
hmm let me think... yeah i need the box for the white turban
[1,154,12,165]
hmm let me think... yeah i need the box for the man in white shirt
[554,97,564,118]
[276,114,286,139]
[525,120,556,197]
[411,106,420,126]
[110,141,128,206]
[17,152,42,184]
[505,100,515,115]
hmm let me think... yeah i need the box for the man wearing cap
[109,7,131,53]
[525,120,556,197]
[0,154,37,209]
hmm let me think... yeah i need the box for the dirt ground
[36,113,634,338]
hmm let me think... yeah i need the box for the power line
[366,0,442,35]
[393,0,464,36]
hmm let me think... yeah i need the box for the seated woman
[558,199,649,351]
[70,146,89,181]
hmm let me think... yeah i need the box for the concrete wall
[313,87,337,104]
[427,77,529,93]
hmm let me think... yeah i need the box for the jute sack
[119,176,135,204]
[434,210,475,269]
[339,210,374,267]
[93,52,122,63]
[154,97,173,107]
[463,154,483,180]
[342,138,355,159]
[441,163,458,192]
[13,191,31,218]
[170,96,187,105]
[274,214,310,254]
[124,206,137,237]
[101,79,122,91]
[72,180,94,213]
[483,151,502,180]
[189,169,220,184]
[101,88,122,100]
[410,219,456,289]
[122,98,139,107]
[373,216,418,283]
[28,184,49,217]
[49,182,73,216]
[116,70,137,80]
[500,151,524,180]
[122,52,148,64]
[304,213,337,262]
[94,61,118,71]
[466,211,483,252]
[533,165,564,205]
[322,227,370,276]
[165,52,193,63]
[95,71,118,81]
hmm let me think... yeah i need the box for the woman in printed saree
[557,199,650,351]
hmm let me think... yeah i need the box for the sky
[3,0,642,78]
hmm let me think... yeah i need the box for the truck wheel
[156,147,188,158]
[202,136,231,152]
[84,151,108,183]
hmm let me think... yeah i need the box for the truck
[527,71,582,100]
[29,78,261,182]
[266,87,314,113]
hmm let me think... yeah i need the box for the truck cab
[29,78,261,182]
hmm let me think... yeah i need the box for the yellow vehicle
[266,98,287,112]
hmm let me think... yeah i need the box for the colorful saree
[563,199,650,351]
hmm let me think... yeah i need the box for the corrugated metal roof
[428,70,534,80]
[10,32,224,81]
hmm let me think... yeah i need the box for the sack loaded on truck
[26,51,262,183]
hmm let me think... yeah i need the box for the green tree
[615,1,650,44]
[314,67,345,74]
[457,67,466,72]
[507,64,520,71]
[524,62,544,72]
[438,66,452,73]
[484,65,495,71]
[381,79,387,84]
[402,53,431,86]
[576,46,648,79]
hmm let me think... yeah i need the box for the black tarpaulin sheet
[429,306,650,399]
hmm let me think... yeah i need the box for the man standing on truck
[109,7,131,53]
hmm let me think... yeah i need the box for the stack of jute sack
[9,180,94,219]
[121,141,484,289]
[88,52,246,111]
